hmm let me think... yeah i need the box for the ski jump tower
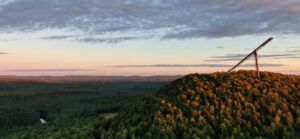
[227,37,273,78]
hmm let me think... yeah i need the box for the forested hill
[97,71,300,138]
[8,70,300,139]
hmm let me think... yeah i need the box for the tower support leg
[254,51,260,78]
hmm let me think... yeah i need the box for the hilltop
[8,70,300,138]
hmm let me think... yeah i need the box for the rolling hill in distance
[6,70,300,139]
[0,75,182,83]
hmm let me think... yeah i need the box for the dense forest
[4,70,300,139]
[0,80,168,137]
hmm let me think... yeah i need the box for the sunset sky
[0,0,299,76]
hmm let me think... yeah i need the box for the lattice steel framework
[227,37,273,78]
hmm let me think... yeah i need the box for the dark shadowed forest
[0,79,170,137]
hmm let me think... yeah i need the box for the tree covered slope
[8,71,300,139]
